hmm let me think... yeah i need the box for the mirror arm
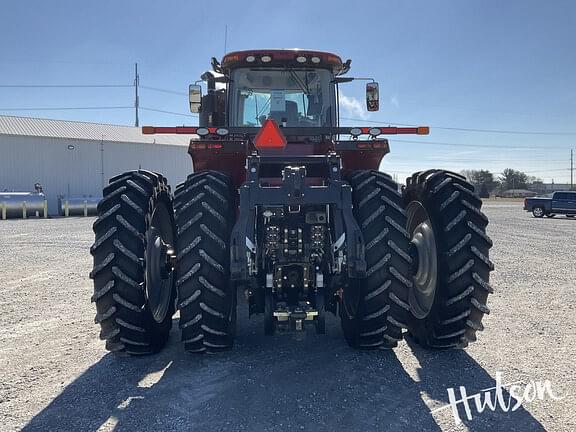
[333,77,375,84]
[333,77,354,84]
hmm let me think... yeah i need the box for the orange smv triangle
[254,119,287,149]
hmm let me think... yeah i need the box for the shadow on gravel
[23,316,545,432]
[406,337,546,432]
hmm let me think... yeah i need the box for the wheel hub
[145,203,176,323]
[406,201,438,319]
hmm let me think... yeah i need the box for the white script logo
[431,372,564,424]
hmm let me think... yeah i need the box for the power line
[0,106,132,111]
[340,117,576,136]
[0,59,133,66]
[382,100,576,121]
[432,125,576,136]
[390,138,570,151]
[140,107,197,118]
[389,157,567,163]
[515,168,570,174]
[140,86,187,96]
[0,83,186,94]
[392,138,523,149]
[0,84,132,88]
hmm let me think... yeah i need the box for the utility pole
[100,135,105,190]
[134,63,140,127]
[571,149,573,190]
[224,25,228,55]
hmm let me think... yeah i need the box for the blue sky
[1,0,575,183]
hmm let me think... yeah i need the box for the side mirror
[189,84,202,113]
[366,82,379,112]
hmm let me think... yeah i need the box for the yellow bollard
[44,200,48,218]
[65,200,69,217]
[22,201,27,219]
[84,200,88,217]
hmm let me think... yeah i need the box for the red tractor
[90,50,493,354]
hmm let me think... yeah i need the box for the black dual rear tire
[90,171,176,355]
[174,171,237,353]
[341,171,413,349]
[403,170,494,348]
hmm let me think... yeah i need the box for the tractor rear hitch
[230,153,367,281]
[274,306,318,332]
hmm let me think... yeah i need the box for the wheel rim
[145,201,176,323]
[406,201,438,319]
[534,207,544,217]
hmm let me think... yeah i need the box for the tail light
[355,139,389,150]
[189,141,223,150]
[190,141,206,150]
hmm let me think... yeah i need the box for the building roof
[0,115,191,146]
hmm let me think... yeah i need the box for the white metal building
[0,115,192,215]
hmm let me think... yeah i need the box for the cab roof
[219,49,350,75]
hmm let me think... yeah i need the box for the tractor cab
[189,49,373,129]
[143,50,427,188]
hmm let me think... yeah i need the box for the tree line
[459,169,544,198]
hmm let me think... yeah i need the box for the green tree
[460,169,498,193]
[498,168,529,190]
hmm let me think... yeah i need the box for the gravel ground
[0,202,574,431]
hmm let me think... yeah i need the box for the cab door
[552,192,574,213]
[565,192,576,213]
